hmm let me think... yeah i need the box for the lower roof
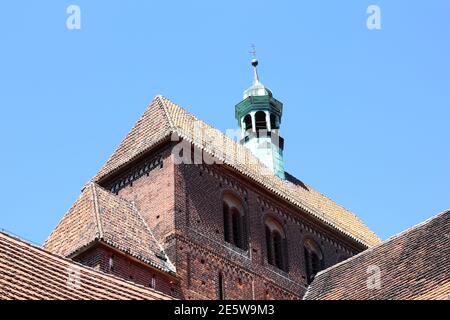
[0,231,173,300]
[304,209,450,300]
[43,182,175,274]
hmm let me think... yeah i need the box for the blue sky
[0,1,449,244]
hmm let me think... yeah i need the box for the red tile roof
[0,231,173,300]
[93,95,380,247]
[304,209,450,300]
[44,182,174,273]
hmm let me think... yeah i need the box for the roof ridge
[155,95,175,129]
[93,96,172,181]
[43,187,91,247]
[130,201,176,272]
[90,183,104,239]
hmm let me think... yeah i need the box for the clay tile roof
[0,231,173,300]
[93,95,380,247]
[304,209,450,300]
[44,182,175,273]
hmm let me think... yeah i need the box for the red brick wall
[116,145,176,249]
[74,244,181,298]
[172,161,361,300]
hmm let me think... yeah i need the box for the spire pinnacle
[251,58,260,85]
[242,49,272,99]
[249,44,260,85]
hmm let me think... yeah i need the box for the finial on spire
[249,44,260,84]
[252,59,260,85]
[249,44,257,58]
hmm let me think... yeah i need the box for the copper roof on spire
[243,59,273,99]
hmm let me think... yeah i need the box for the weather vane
[249,44,257,58]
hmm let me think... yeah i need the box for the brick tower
[44,62,380,300]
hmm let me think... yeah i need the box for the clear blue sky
[0,1,449,244]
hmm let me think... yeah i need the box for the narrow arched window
[255,111,267,130]
[218,272,225,300]
[265,217,288,272]
[223,194,248,250]
[231,208,241,248]
[304,239,324,284]
[243,114,252,132]
[273,231,283,269]
[223,203,231,243]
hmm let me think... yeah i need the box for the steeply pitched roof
[94,95,380,247]
[304,209,450,300]
[0,232,172,300]
[44,182,175,273]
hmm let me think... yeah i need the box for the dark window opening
[265,225,273,265]
[304,249,311,283]
[311,252,321,277]
[243,114,252,132]
[223,203,231,243]
[265,219,288,272]
[231,209,241,248]
[218,273,225,300]
[270,114,279,130]
[255,111,267,130]
[304,240,324,284]
[223,195,248,250]
[273,231,283,270]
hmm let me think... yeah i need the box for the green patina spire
[235,58,285,179]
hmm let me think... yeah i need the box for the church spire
[235,56,285,179]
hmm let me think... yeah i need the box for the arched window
[270,114,279,130]
[265,217,288,272]
[304,239,324,284]
[218,272,225,300]
[223,194,248,250]
[243,114,252,132]
[255,111,267,130]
